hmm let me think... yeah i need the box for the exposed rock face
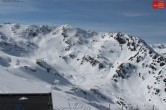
[0,23,165,110]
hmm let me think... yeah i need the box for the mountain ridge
[0,23,166,110]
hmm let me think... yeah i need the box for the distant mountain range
[0,23,166,110]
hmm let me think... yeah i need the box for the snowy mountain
[150,43,166,58]
[0,23,166,110]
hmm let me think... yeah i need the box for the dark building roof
[0,93,53,110]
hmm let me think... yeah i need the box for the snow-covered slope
[0,23,166,110]
[151,43,166,58]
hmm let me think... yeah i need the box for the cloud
[0,1,41,14]
[122,13,146,17]
[52,0,125,2]
[0,6,40,14]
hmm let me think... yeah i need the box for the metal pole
[136,104,138,110]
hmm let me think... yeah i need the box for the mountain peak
[0,24,165,110]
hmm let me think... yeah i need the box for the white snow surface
[0,23,166,110]
[151,43,166,57]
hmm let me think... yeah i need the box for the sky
[0,0,166,44]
